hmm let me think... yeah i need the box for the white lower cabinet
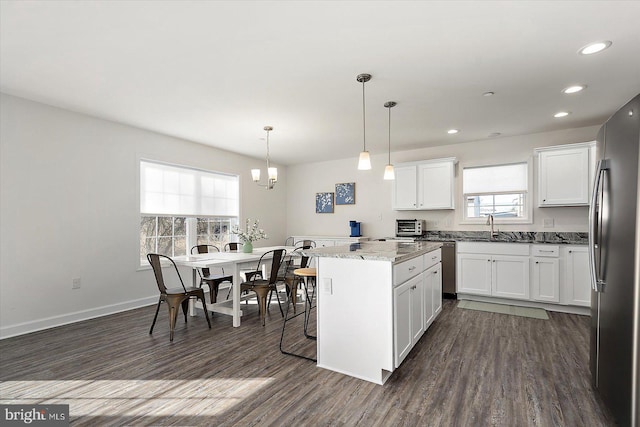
[393,248,441,368]
[457,242,589,311]
[424,262,442,327]
[492,256,530,300]
[531,257,560,303]
[394,272,424,367]
[457,245,529,300]
[562,246,591,307]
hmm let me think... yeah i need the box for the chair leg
[208,281,220,304]
[149,298,162,334]
[166,295,185,342]
[273,286,284,317]
[181,299,189,323]
[198,291,212,329]
[253,287,270,326]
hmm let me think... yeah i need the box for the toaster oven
[395,219,425,237]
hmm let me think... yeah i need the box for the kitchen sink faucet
[486,214,499,239]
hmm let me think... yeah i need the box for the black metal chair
[222,242,241,299]
[224,242,240,252]
[239,249,286,326]
[191,245,234,305]
[279,246,312,313]
[147,253,211,341]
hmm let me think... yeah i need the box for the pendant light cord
[362,80,366,151]
[388,106,391,163]
[266,129,271,170]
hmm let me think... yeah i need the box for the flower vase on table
[232,218,267,255]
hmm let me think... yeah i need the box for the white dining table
[173,245,296,327]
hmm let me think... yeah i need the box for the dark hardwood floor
[0,298,616,426]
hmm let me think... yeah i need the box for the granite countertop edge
[415,231,588,245]
[303,241,442,263]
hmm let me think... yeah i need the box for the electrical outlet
[543,218,554,228]
[322,278,332,295]
[72,278,81,289]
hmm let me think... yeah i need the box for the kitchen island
[304,240,442,385]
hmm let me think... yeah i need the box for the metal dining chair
[147,253,211,341]
[191,245,233,305]
[239,249,286,326]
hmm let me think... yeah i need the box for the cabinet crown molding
[534,141,595,153]
[395,157,458,168]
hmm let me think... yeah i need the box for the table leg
[232,263,241,327]
[189,268,198,317]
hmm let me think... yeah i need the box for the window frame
[138,159,240,267]
[460,159,533,225]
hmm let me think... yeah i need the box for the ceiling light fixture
[251,126,277,189]
[562,85,586,94]
[483,91,495,97]
[383,101,397,180]
[554,111,570,118]
[356,73,372,170]
[579,41,612,55]
[447,129,459,134]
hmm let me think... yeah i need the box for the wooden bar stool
[279,267,317,361]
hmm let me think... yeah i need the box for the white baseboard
[456,293,590,316]
[0,296,158,340]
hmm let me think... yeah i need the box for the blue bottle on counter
[349,220,361,237]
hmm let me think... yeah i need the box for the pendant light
[251,126,277,189]
[356,73,372,170]
[383,101,396,180]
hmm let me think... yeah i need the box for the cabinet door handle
[535,261,539,264]
[408,266,416,271]
[432,256,437,260]
[569,250,572,253]
[539,250,554,253]
[433,271,437,275]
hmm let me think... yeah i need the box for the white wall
[0,94,287,338]
[285,126,599,239]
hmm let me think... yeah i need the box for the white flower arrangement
[232,218,268,243]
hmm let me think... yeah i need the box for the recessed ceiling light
[447,129,459,134]
[579,41,612,55]
[554,111,570,118]
[562,85,586,94]
[483,91,495,97]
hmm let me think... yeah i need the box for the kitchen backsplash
[417,230,588,245]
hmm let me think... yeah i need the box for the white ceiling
[1,1,639,166]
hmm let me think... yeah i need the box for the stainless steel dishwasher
[441,241,456,298]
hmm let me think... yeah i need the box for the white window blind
[140,160,239,216]
[463,163,528,194]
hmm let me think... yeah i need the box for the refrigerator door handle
[589,158,609,292]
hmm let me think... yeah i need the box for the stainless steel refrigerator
[589,93,640,426]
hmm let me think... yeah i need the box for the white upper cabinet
[392,158,457,210]
[392,165,418,209]
[536,142,595,207]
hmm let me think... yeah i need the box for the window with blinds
[462,162,530,222]
[139,160,239,264]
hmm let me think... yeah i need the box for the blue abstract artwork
[316,192,334,213]
[335,182,355,205]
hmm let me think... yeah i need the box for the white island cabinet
[305,241,442,385]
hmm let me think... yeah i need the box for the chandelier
[251,126,277,189]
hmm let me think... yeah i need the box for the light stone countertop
[302,240,442,263]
